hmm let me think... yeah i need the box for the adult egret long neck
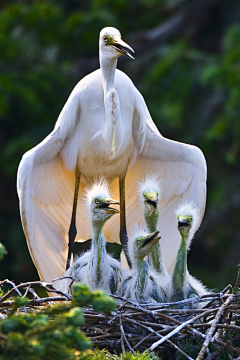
[100,52,123,159]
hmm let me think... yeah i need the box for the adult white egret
[120,227,166,302]
[169,202,207,304]
[17,26,207,284]
[57,180,124,294]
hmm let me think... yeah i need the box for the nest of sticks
[0,266,240,360]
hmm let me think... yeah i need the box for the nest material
[0,268,240,360]
[83,289,240,359]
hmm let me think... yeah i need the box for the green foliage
[90,290,117,312]
[77,349,160,360]
[0,243,7,260]
[176,338,203,360]
[72,283,117,312]
[0,284,118,360]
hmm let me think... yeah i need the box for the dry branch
[196,294,236,360]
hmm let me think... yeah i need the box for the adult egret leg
[66,168,81,270]
[119,176,132,268]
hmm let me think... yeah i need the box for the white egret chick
[57,180,124,294]
[120,227,166,303]
[138,175,168,277]
[169,202,207,304]
[17,26,206,284]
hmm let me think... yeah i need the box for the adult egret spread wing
[17,27,207,283]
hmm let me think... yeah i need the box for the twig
[0,281,71,303]
[133,333,152,349]
[119,313,125,354]
[0,296,70,308]
[23,286,40,299]
[196,294,234,360]
[52,276,74,282]
[148,306,221,351]
[23,285,31,298]
[125,317,193,360]
[192,323,240,331]
[119,313,135,353]
[205,346,225,360]
[0,280,23,298]
[234,263,240,294]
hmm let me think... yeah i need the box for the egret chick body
[120,227,166,303]
[58,181,124,294]
[169,202,208,306]
[138,175,168,276]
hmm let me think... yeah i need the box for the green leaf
[91,290,117,312]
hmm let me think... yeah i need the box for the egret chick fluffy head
[84,178,119,226]
[175,201,200,248]
[128,225,161,262]
[137,173,162,212]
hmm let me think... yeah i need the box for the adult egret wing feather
[17,92,92,282]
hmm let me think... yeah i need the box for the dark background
[1,0,240,291]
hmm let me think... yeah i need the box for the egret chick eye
[95,199,99,204]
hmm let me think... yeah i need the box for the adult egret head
[99,27,135,61]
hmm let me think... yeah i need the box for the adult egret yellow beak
[111,38,135,59]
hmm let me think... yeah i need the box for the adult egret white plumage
[17,26,207,284]
[169,202,207,304]
[57,180,124,294]
[120,227,166,302]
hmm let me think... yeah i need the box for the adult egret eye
[95,199,99,204]
[103,36,107,42]
[136,240,141,245]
